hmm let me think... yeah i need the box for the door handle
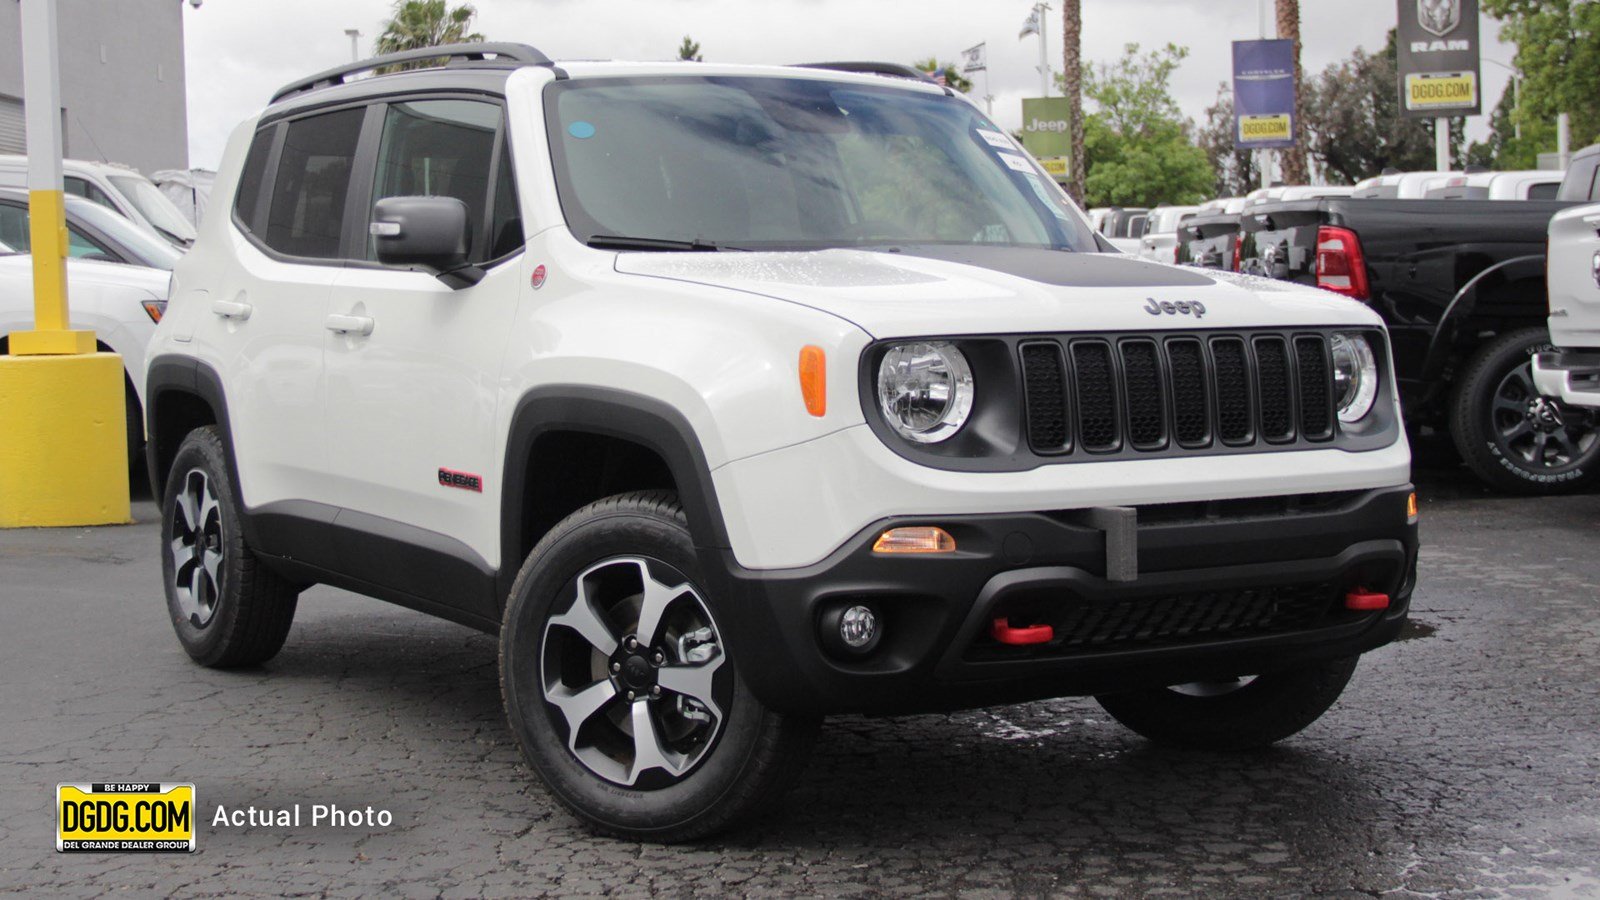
[211,299,252,320]
[324,313,374,336]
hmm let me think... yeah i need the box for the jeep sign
[1019,97,1071,182]
[1397,0,1481,118]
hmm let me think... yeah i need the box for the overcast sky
[180,0,1516,171]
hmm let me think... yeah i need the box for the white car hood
[615,247,1381,338]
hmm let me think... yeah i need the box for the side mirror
[371,195,471,274]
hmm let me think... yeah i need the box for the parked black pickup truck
[1175,208,1242,270]
[1237,198,1596,493]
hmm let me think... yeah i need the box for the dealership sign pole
[1396,0,1482,171]
[1231,39,1297,188]
[0,0,129,527]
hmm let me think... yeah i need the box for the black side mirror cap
[372,195,471,275]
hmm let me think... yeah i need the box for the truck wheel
[1450,327,1600,494]
[160,426,298,668]
[1094,656,1358,750]
[500,491,817,843]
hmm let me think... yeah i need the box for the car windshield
[68,197,182,270]
[544,75,1098,252]
[108,174,198,245]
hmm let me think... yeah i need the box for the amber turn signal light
[799,345,826,417]
[1407,491,1419,521]
[872,526,956,554]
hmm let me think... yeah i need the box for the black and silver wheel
[1452,327,1600,494]
[501,491,816,842]
[160,426,298,668]
[1094,656,1359,751]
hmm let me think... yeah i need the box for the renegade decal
[437,468,483,492]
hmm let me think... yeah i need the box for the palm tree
[375,0,484,58]
[911,57,973,94]
[677,35,703,62]
[1276,0,1310,184]
[1062,0,1085,203]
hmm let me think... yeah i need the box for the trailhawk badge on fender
[1143,297,1207,319]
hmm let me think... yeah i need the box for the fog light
[839,605,878,649]
[818,603,883,657]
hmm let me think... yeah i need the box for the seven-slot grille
[1020,332,1337,456]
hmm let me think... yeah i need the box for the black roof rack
[795,62,939,85]
[271,42,552,103]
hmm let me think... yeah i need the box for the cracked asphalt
[2,464,1597,898]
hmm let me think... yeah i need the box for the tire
[1094,656,1359,751]
[500,490,817,843]
[124,382,143,473]
[160,426,298,668]
[1450,327,1600,494]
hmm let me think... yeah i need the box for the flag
[1019,8,1040,39]
[961,42,987,73]
[932,67,949,87]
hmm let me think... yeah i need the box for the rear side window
[1559,156,1600,202]
[234,126,276,230]
[1527,182,1559,201]
[368,99,500,262]
[265,108,364,258]
[64,176,116,210]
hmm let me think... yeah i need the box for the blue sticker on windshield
[568,121,596,139]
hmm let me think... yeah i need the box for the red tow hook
[1344,588,1391,611]
[991,617,1054,645]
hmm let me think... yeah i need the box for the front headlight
[876,341,974,443]
[1331,332,1379,423]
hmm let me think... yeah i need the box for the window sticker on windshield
[997,153,1035,173]
[568,121,596,139]
[1023,174,1072,220]
[975,129,1013,149]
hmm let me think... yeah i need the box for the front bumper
[703,484,1418,716]
[1532,350,1600,408]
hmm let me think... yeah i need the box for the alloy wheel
[1490,361,1600,470]
[170,468,224,628]
[540,557,729,789]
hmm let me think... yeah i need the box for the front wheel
[500,491,817,842]
[1094,656,1359,750]
[1450,327,1600,494]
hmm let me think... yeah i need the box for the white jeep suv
[146,44,1419,842]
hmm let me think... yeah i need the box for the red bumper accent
[991,617,1054,645]
[1344,589,1390,611]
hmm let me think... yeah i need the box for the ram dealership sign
[1397,0,1482,118]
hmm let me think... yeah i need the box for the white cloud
[182,0,1515,170]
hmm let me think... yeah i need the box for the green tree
[1300,29,1464,183]
[1063,43,1212,207]
[911,57,972,94]
[375,0,484,58]
[1477,0,1600,166]
[677,35,703,62]
[1197,85,1260,197]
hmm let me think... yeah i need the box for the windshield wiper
[586,234,743,252]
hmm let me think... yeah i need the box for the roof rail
[795,62,939,85]
[271,42,552,103]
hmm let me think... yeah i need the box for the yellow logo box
[1238,114,1292,143]
[57,783,196,853]
[1406,72,1478,111]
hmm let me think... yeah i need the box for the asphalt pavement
[2,462,1597,897]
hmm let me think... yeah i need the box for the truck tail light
[1231,236,1243,272]
[1316,226,1370,300]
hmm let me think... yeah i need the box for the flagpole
[1037,3,1050,97]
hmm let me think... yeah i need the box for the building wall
[0,0,188,175]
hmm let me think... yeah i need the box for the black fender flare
[144,354,237,505]
[498,385,732,601]
[1421,254,1547,384]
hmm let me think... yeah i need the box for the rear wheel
[1094,656,1359,750]
[1450,327,1600,494]
[160,426,298,667]
[500,491,816,842]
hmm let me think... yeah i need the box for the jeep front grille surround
[1021,330,1338,457]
